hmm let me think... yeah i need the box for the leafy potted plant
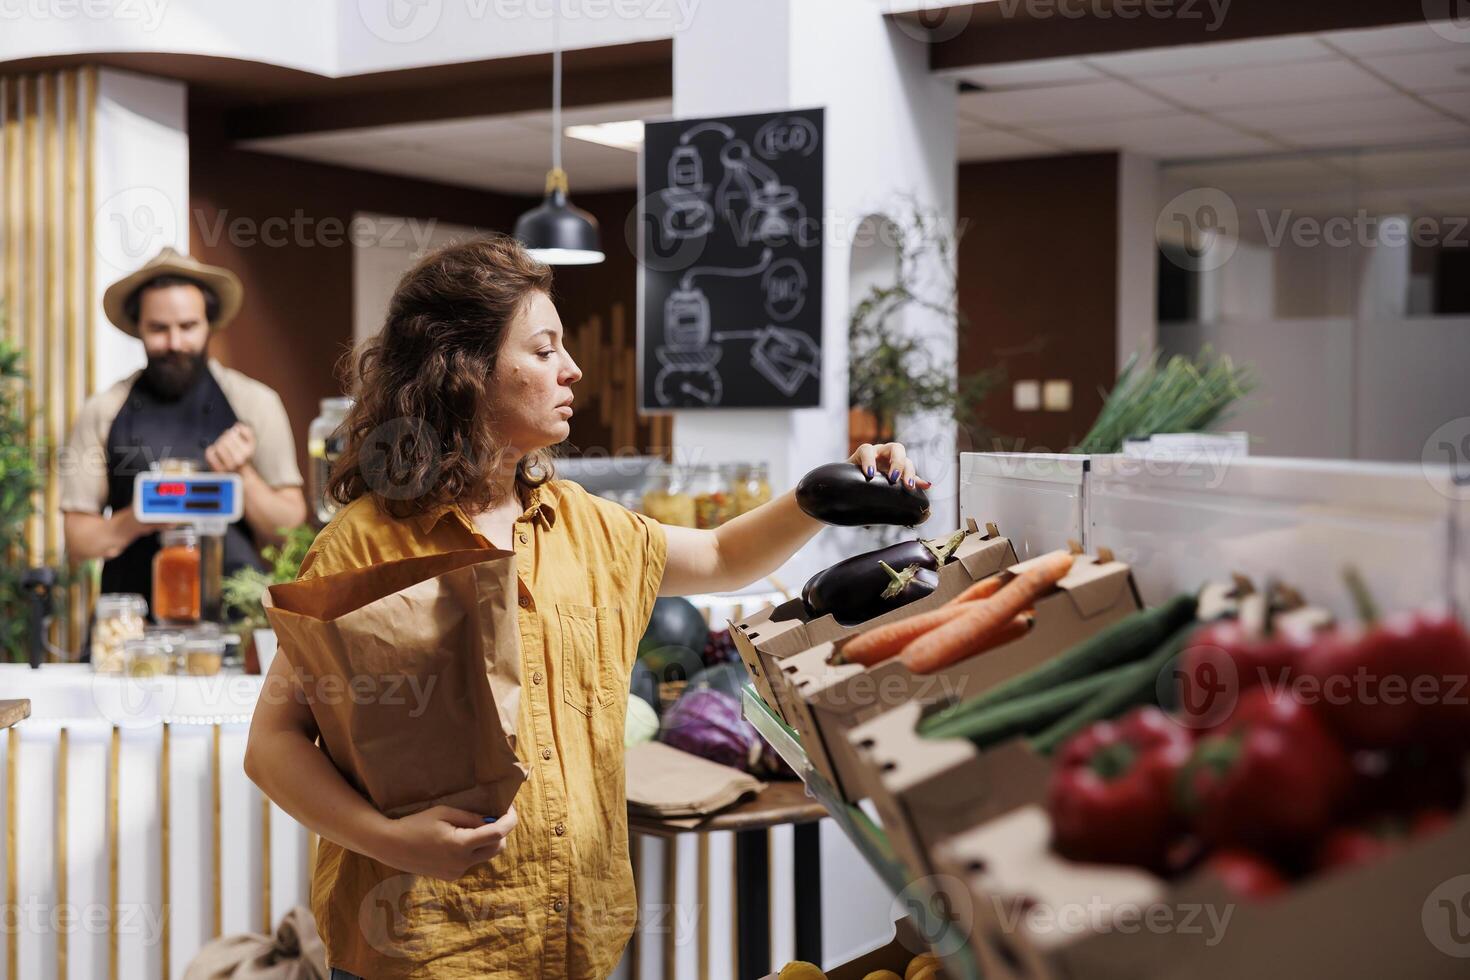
[848,202,1002,454]
[0,331,42,663]
[222,524,318,673]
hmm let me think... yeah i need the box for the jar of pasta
[691,464,735,529]
[641,465,697,527]
[183,631,225,676]
[91,593,147,672]
[733,462,772,515]
[153,527,201,625]
[123,636,171,677]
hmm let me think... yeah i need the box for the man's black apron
[102,366,266,619]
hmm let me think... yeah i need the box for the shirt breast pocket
[556,603,622,717]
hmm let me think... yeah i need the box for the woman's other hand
[375,804,519,880]
[845,441,933,490]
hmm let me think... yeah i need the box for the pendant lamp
[514,10,604,265]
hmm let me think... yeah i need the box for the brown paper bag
[264,548,528,818]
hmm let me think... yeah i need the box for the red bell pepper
[1347,746,1467,818]
[1315,807,1455,874]
[1207,848,1287,900]
[1176,688,1353,852]
[1174,618,1312,730]
[1048,706,1195,870]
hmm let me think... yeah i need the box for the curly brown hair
[327,234,558,519]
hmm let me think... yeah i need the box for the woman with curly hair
[244,234,930,979]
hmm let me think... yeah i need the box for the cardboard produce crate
[924,745,1470,980]
[730,520,1015,727]
[784,552,1141,805]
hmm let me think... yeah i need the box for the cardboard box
[730,520,1015,727]
[926,746,1470,979]
[785,553,1141,805]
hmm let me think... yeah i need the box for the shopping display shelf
[743,685,982,980]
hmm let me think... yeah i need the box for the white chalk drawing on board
[657,121,735,245]
[710,325,820,398]
[716,140,806,247]
[762,257,807,322]
[654,249,772,407]
[754,115,820,160]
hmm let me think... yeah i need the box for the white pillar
[91,67,189,391]
[670,0,959,589]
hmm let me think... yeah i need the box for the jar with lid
[153,527,201,625]
[641,464,696,527]
[123,636,171,677]
[308,397,354,526]
[733,462,772,515]
[183,631,225,676]
[92,593,147,672]
[691,464,735,529]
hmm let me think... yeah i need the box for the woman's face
[488,290,583,455]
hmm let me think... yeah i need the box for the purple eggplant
[801,530,966,625]
[796,462,931,527]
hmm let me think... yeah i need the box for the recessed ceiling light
[565,120,645,152]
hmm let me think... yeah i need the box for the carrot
[899,551,1074,674]
[835,575,1006,667]
[905,611,1034,674]
[943,573,1005,607]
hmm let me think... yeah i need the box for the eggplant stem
[879,561,921,599]
[923,528,968,565]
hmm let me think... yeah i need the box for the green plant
[0,326,42,662]
[1073,348,1256,455]
[848,201,1003,441]
[221,524,319,633]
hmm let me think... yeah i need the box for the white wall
[91,67,189,391]
[1116,151,1157,371]
[351,212,482,347]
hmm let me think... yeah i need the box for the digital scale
[133,470,244,623]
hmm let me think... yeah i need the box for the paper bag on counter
[626,741,764,818]
[263,548,528,819]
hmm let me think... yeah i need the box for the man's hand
[205,423,256,474]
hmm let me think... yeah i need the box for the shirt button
[532,671,543,685]
[541,748,552,761]
[519,533,528,544]
[518,594,530,608]
[553,899,565,913]
[554,822,565,837]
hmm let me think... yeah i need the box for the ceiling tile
[1279,119,1470,149]
[953,57,1104,90]
[1135,59,1397,109]
[956,128,1063,161]
[1359,49,1470,93]
[1085,35,1335,77]
[1422,88,1470,118]
[1211,95,1452,134]
[957,79,1173,126]
[1322,21,1470,56]
[1030,113,1280,158]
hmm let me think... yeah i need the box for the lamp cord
[551,4,562,175]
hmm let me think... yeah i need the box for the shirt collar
[410,483,558,536]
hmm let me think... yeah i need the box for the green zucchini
[920,660,1144,746]
[1028,619,1201,756]
[920,592,1197,737]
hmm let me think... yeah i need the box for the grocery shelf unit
[742,687,983,980]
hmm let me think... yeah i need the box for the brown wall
[189,109,526,481]
[956,153,1119,451]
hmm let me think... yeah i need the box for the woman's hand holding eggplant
[846,441,932,490]
[374,804,519,881]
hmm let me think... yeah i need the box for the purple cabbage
[659,687,785,776]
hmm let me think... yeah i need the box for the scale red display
[157,482,188,496]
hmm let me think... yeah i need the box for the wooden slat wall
[569,300,674,458]
[0,68,98,657]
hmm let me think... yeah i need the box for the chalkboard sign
[638,107,824,410]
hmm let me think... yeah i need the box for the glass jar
[734,462,772,515]
[308,397,353,526]
[92,593,147,672]
[153,526,201,625]
[183,632,225,676]
[691,464,735,529]
[641,464,697,527]
[123,637,171,677]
